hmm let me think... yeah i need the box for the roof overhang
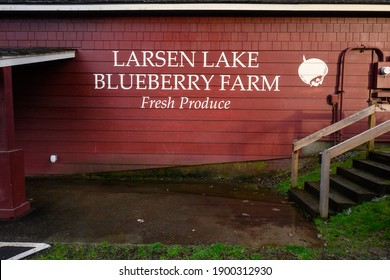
[0,49,76,68]
[0,4,390,13]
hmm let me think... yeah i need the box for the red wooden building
[1,0,390,218]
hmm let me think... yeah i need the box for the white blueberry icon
[298,56,328,87]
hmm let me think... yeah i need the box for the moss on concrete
[92,158,292,182]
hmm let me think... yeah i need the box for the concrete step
[369,151,390,165]
[330,175,377,203]
[353,159,390,179]
[337,167,390,195]
[304,181,356,212]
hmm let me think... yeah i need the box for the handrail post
[290,105,376,191]
[291,149,299,188]
[367,111,376,154]
[291,104,388,218]
[319,150,331,218]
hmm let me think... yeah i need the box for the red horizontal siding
[19,142,289,157]
[15,119,332,133]
[16,131,293,146]
[14,107,333,122]
[1,15,389,175]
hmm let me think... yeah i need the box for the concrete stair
[288,151,390,218]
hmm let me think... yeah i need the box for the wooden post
[291,149,299,188]
[0,67,16,151]
[319,150,331,218]
[0,67,30,220]
[367,111,376,154]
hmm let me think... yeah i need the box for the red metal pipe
[334,45,384,142]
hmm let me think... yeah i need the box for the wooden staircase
[288,151,390,218]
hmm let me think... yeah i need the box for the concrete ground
[0,177,322,247]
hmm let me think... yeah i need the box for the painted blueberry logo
[298,56,328,87]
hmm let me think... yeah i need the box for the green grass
[38,240,358,260]
[274,151,366,194]
[33,243,295,260]
[314,195,390,259]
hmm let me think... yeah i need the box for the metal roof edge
[0,49,76,67]
[1,3,390,12]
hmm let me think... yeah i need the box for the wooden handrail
[291,103,390,218]
[292,105,376,152]
[319,119,390,217]
[291,104,386,188]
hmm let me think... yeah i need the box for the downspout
[333,45,384,143]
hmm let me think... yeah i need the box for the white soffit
[0,4,389,12]
[0,50,76,67]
